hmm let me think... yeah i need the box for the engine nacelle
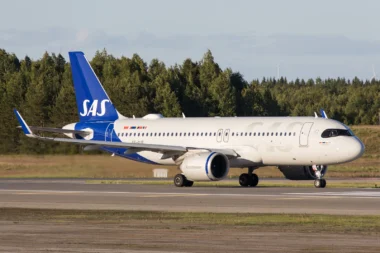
[278,165,328,180]
[180,152,229,181]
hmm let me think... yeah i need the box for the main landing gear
[239,167,259,187]
[314,179,327,188]
[174,174,194,187]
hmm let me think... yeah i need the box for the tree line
[0,48,379,154]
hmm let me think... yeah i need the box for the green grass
[0,154,379,179]
[85,179,380,188]
[1,208,379,234]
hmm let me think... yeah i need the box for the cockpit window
[321,129,354,138]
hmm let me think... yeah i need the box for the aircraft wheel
[314,179,326,188]
[174,174,186,187]
[185,180,194,187]
[320,179,326,188]
[239,173,250,187]
[250,174,259,187]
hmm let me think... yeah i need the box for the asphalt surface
[0,179,380,215]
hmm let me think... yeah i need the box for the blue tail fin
[69,51,119,122]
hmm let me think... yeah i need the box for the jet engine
[180,152,229,181]
[278,165,328,180]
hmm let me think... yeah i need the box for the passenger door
[223,129,230,143]
[105,123,114,142]
[216,129,223,142]
[299,122,313,147]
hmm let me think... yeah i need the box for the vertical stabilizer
[69,51,119,122]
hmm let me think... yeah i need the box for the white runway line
[286,191,380,198]
[0,189,276,198]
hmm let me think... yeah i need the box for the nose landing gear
[312,165,327,188]
[239,167,259,187]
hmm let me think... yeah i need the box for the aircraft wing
[14,110,238,158]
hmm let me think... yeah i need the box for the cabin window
[249,133,252,136]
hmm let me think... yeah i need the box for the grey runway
[0,179,379,215]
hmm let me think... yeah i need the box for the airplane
[14,51,365,188]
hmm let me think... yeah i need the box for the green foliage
[0,48,379,154]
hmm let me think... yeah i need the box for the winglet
[314,112,318,118]
[320,109,328,119]
[13,109,35,138]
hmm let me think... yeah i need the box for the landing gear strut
[314,179,326,188]
[312,165,327,188]
[239,167,259,187]
[174,174,193,187]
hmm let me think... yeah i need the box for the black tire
[250,174,259,187]
[174,174,186,187]
[320,179,327,188]
[185,180,194,187]
[239,173,250,187]
[314,179,321,188]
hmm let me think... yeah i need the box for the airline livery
[14,52,365,188]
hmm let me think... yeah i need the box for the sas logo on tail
[80,99,110,117]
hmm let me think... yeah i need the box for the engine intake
[180,152,229,181]
[278,165,328,180]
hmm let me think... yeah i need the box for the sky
[1,0,380,80]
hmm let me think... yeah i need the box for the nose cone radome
[346,138,365,162]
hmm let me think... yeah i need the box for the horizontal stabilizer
[17,126,89,135]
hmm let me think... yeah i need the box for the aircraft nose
[347,138,365,161]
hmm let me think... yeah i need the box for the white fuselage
[103,115,364,167]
